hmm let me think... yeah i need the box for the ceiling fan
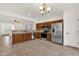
[13,19,21,23]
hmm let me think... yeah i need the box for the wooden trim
[37,19,63,24]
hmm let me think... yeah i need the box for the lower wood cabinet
[24,33,32,41]
[12,33,32,44]
[35,32,41,39]
[47,33,51,42]
[12,34,24,44]
[12,32,51,44]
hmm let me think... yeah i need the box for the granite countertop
[12,32,32,34]
[12,30,51,34]
[12,30,32,34]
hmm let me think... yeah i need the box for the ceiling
[0,3,79,22]
[0,15,34,24]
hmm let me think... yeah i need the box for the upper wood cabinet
[36,23,42,29]
[36,19,63,30]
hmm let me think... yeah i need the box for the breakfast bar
[12,30,32,44]
[12,30,51,44]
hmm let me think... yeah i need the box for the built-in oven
[41,33,47,38]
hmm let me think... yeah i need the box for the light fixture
[14,19,21,23]
[39,3,50,15]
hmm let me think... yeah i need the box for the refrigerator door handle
[52,28,55,32]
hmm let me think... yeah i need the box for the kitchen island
[12,30,51,44]
[12,30,32,44]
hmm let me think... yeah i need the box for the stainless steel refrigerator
[51,23,63,44]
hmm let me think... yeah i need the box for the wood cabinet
[36,23,42,29]
[47,32,51,42]
[12,33,32,44]
[36,19,63,42]
[12,34,24,44]
[36,19,63,30]
[35,32,41,39]
[24,33,32,41]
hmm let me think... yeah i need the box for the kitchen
[11,19,63,44]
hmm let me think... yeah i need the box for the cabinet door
[24,33,32,41]
[47,33,51,41]
[35,32,41,39]
[12,34,24,44]
[12,34,16,44]
[19,34,24,42]
[36,23,42,29]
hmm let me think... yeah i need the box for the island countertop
[12,29,44,34]
[12,31,32,44]
[12,30,51,44]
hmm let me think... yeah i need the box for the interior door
[76,18,79,47]
[64,17,77,47]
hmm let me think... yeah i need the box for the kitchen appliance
[51,23,63,44]
[41,26,49,40]
[41,33,47,38]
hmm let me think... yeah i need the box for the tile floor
[0,36,79,56]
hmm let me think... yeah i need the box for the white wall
[64,9,79,48]
[0,23,1,37]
